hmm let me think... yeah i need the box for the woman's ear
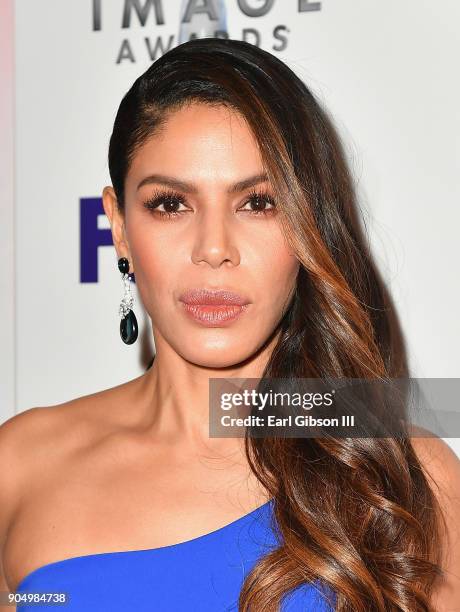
[102,186,133,270]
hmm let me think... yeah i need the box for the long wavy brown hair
[107,37,446,611]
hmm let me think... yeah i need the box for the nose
[191,207,240,269]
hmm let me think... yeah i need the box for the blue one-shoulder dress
[16,499,335,611]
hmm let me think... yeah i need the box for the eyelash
[142,188,277,219]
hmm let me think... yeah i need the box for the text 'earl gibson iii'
[220,414,356,428]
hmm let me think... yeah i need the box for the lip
[179,288,251,327]
[179,288,250,306]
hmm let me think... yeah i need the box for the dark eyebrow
[136,172,269,194]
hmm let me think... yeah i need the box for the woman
[1,37,459,611]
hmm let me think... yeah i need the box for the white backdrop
[1,0,459,455]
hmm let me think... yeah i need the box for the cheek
[125,224,180,312]
[126,207,177,272]
[249,231,299,298]
[264,256,298,315]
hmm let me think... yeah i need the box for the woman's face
[105,102,299,368]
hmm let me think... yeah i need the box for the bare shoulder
[0,376,147,593]
[0,405,59,508]
[408,424,460,610]
[0,404,67,596]
[408,424,460,491]
[0,375,145,517]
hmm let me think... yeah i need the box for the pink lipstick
[179,289,250,326]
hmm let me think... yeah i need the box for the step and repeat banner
[1,1,459,454]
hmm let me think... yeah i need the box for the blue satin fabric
[16,499,335,611]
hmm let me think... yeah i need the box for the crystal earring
[118,257,138,345]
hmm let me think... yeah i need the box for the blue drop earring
[118,257,138,345]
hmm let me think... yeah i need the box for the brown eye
[240,190,277,215]
[143,189,189,218]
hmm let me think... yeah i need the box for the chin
[179,343,255,370]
